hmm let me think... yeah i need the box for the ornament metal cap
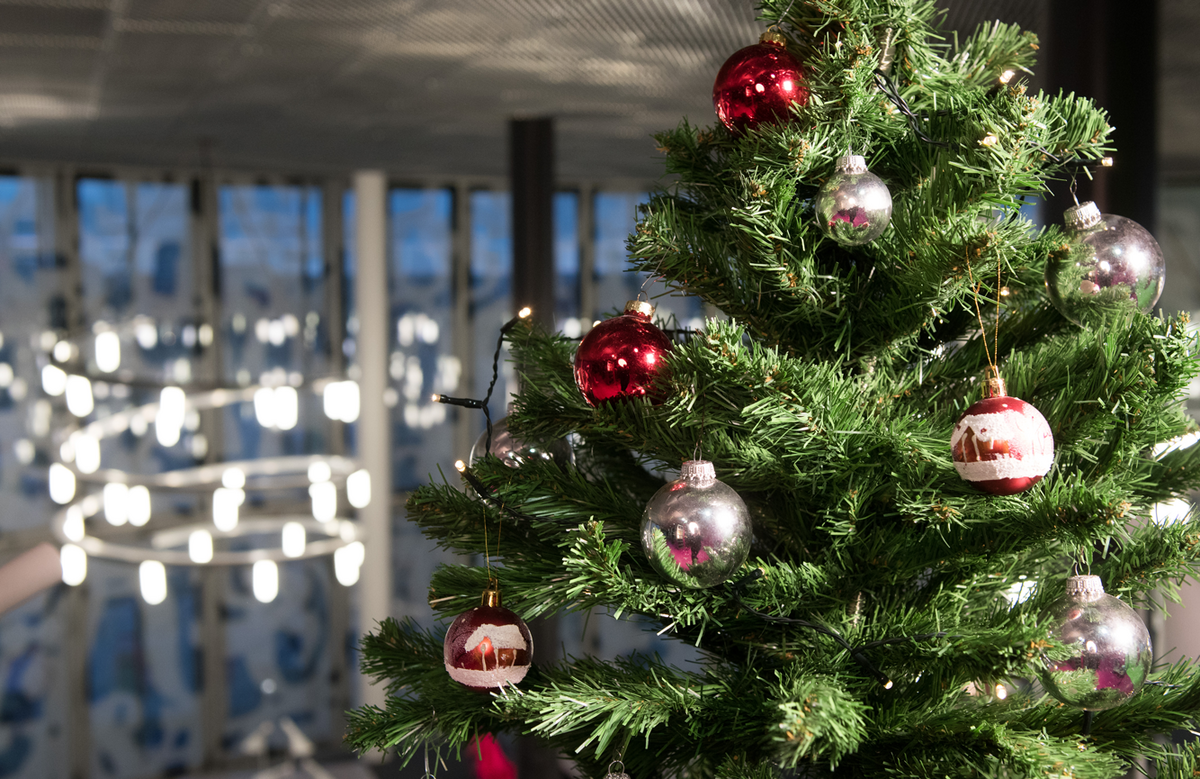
[1064,201,1102,232]
[835,155,868,175]
[1065,574,1105,603]
[624,300,655,318]
[481,587,502,608]
[680,459,717,483]
[985,375,1006,398]
[759,29,787,46]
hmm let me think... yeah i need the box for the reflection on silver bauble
[814,155,893,246]
[640,460,752,589]
[1046,201,1165,326]
[468,416,574,469]
[1039,575,1152,711]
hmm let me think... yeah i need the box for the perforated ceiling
[0,0,1186,181]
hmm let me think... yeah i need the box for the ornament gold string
[962,246,1002,385]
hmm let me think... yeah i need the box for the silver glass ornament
[640,460,752,589]
[468,416,574,468]
[814,155,893,246]
[1045,201,1165,326]
[1039,575,1152,711]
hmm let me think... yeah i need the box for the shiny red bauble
[713,31,809,134]
[574,300,672,406]
[950,379,1054,496]
[443,590,533,691]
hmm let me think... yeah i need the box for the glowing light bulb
[334,540,365,586]
[95,331,120,373]
[156,387,186,447]
[62,505,85,543]
[254,386,277,428]
[274,386,299,430]
[188,529,214,564]
[72,432,101,475]
[323,381,360,423]
[60,543,87,586]
[347,469,371,508]
[48,463,76,504]
[212,487,242,532]
[65,375,94,417]
[127,485,151,527]
[222,467,246,489]
[281,521,306,558]
[103,482,130,526]
[309,481,337,522]
[41,364,67,396]
[252,560,279,603]
[307,461,332,484]
[139,560,167,605]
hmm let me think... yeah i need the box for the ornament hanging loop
[985,366,1005,398]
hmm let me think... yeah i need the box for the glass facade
[0,174,683,778]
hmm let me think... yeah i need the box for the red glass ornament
[443,589,533,691]
[950,377,1054,496]
[712,31,809,134]
[574,300,672,406]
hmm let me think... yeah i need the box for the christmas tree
[347,1,1200,777]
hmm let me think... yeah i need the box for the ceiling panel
[0,0,1185,182]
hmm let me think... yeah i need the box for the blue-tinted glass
[594,191,705,329]
[218,185,328,459]
[217,185,334,749]
[388,188,454,491]
[222,559,333,747]
[79,180,191,328]
[0,176,69,778]
[86,560,203,776]
[387,188,459,627]
[554,191,580,333]
[470,191,513,426]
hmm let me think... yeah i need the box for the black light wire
[872,68,1112,172]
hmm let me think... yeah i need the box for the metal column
[451,181,474,460]
[509,117,561,779]
[190,170,229,769]
[352,171,392,711]
[578,184,596,328]
[510,118,556,326]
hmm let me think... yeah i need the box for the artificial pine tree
[347,1,1200,776]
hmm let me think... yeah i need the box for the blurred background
[0,0,1194,777]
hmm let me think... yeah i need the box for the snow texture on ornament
[1040,575,1152,711]
[1045,201,1165,326]
[640,460,752,589]
[468,415,574,469]
[950,382,1053,496]
[443,591,533,691]
[574,300,672,406]
[814,155,893,246]
[712,30,809,134]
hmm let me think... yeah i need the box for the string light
[43,328,369,605]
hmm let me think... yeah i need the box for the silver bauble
[1046,201,1165,326]
[640,460,752,589]
[468,416,574,468]
[814,154,893,246]
[1039,575,1152,711]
